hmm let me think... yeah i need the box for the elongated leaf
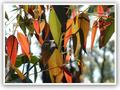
[26,62,30,79]
[97,5,104,16]
[99,17,114,48]
[64,16,79,49]
[23,5,28,13]
[74,33,81,57]
[11,65,25,80]
[63,67,72,83]
[17,14,26,34]
[24,16,34,34]
[6,35,18,65]
[17,32,31,59]
[5,11,9,21]
[34,66,37,83]
[33,20,40,35]
[44,23,50,40]
[66,19,73,29]
[35,34,44,45]
[38,5,43,16]
[64,27,72,49]
[91,21,98,49]
[28,5,35,18]
[48,49,63,83]
[49,8,61,46]
[79,13,90,48]
[40,20,45,32]
[65,54,70,62]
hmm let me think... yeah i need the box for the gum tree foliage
[5,5,115,83]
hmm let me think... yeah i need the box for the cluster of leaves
[5,5,114,83]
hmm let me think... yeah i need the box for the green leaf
[15,55,29,67]
[30,56,40,64]
[23,5,28,13]
[24,16,34,35]
[101,18,114,47]
[5,11,9,21]
[49,7,61,46]
[17,14,26,34]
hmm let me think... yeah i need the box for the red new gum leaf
[17,32,31,59]
[33,20,40,35]
[97,5,104,16]
[91,21,98,49]
[63,67,72,83]
[6,35,18,65]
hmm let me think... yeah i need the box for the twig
[27,59,80,76]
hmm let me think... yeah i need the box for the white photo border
[3,2,117,85]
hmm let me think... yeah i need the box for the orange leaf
[64,28,72,49]
[91,21,98,49]
[40,20,45,32]
[97,5,104,16]
[38,5,43,16]
[66,19,73,29]
[35,34,44,45]
[33,20,40,35]
[6,35,18,65]
[63,67,72,83]
[65,54,70,62]
[17,32,30,59]
[71,9,76,19]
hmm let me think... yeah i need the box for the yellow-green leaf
[49,8,61,46]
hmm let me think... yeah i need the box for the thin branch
[25,59,80,76]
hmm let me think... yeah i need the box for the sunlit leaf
[49,7,61,46]
[33,20,40,35]
[23,5,28,13]
[66,19,73,29]
[6,35,18,65]
[38,5,43,16]
[97,5,104,16]
[91,20,98,49]
[17,32,31,59]
[64,27,72,49]
[63,67,72,83]
[65,54,70,62]
[79,13,90,48]
[48,49,63,83]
